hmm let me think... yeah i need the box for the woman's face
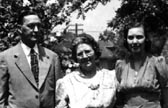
[76,43,96,71]
[127,26,146,53]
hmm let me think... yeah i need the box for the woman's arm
[0,54,9,108]
[155,56,168,108]
[55,79,69,108]
[161,87,168,108]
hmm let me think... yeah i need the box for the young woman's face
[127,26,146,53]
[76,43,96,71]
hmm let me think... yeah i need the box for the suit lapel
[38,46,50,88]
[14,44,37,88]
[14,44,51,89]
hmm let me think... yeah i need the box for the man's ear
[17,25,22,35]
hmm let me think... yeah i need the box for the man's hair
[18,7,40,25]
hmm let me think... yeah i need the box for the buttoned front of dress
[115,55,168,108]
[56,68,118,108]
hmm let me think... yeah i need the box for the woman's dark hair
[123,21,151,53]
[71,33,101,62]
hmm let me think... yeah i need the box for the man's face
[21,14,42,46]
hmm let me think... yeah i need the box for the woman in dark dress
[115,21,168,108]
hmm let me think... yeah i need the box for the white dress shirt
[20,41,39,68]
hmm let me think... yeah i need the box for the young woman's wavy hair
[123,21,151,53]
[71,33,101,62]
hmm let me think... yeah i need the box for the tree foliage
[0,0,111,50]
[109,0,168,30]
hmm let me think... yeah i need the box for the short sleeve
[56,79,69,108]
[102,69,119,89]
[155,56,168,88]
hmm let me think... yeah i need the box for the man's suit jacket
[0,43,62,108]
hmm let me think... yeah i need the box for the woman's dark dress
[115,55,168,108]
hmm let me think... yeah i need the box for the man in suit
[0,8,62,108]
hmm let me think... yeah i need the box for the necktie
[30,49,39,86]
